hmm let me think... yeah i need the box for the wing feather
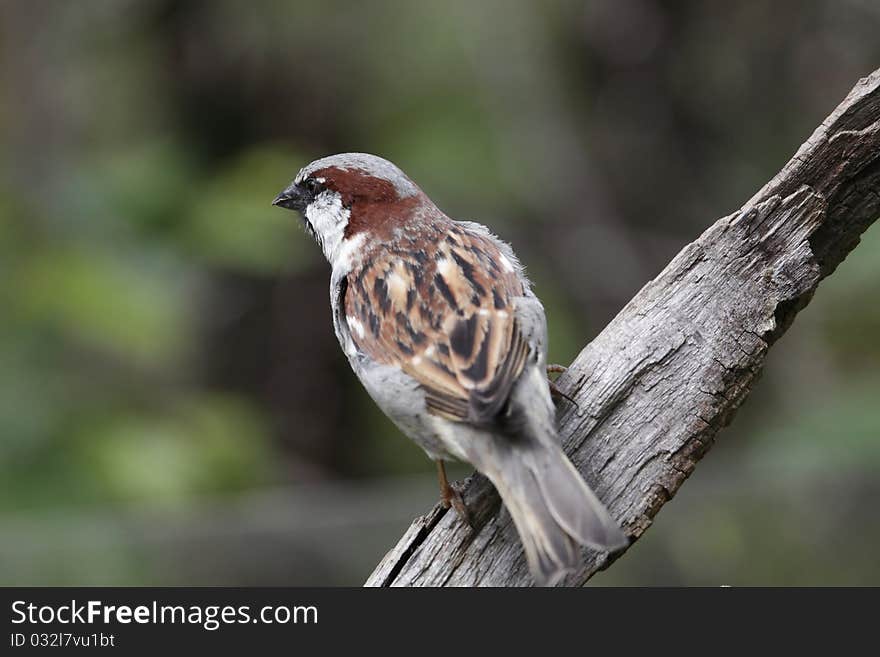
[345,221,530,424]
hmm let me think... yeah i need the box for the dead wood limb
[366,69,880,587]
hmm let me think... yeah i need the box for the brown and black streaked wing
[344,222,529,424]
[424,318,530,424]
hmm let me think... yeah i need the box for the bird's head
[273,153,429,266]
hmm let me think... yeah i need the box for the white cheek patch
[304,190,350,263]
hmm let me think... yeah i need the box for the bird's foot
[441,483,474,528]
[437,461,474,528]
[547,364,579,409]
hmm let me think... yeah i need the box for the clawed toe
[548,379,578,407]
[443,483,474,527]
[547,365,579,410]
[437,461,475,528]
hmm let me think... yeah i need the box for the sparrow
[273,153,627,585]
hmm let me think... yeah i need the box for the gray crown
[295,152,420,198]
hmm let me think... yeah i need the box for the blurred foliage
[184,147,314,273]
[0,0,878,585]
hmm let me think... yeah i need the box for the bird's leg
[436,461,473,527]
[547,364,579,408]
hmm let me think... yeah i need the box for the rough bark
[366,69,880,587]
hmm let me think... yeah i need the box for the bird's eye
[305,178,322,196]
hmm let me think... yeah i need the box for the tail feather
[527,447,628,552]
[491,453,579,585]
[463,435,627,586]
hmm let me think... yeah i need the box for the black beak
[272,183,306,211]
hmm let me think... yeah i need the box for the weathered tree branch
[366,69,880,587]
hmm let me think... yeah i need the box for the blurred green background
[1,0,878,586]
